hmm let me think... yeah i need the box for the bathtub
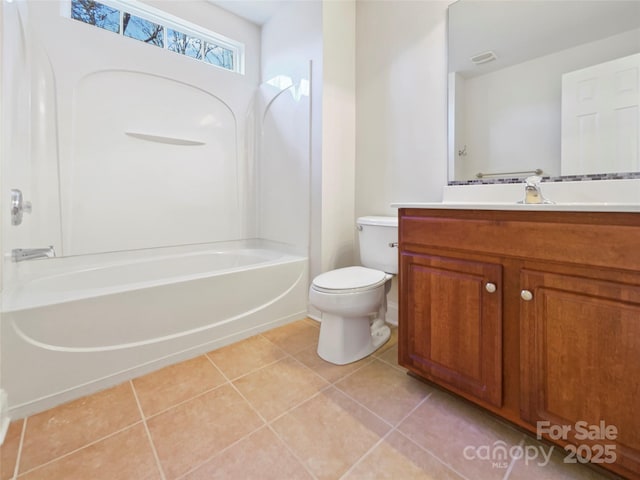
[1,241,308,418]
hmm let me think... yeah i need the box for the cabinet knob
[521,290,533,301]
[485,282,497,293]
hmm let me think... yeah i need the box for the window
[204,43,234,70]
[71,0,119,33]
[167,29,202,60]
[68,0,244,74]
[123,13,163,47]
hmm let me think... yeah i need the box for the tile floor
[0,318,620,480]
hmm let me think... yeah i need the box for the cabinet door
[520,270,640,476]
[399,253,503,407]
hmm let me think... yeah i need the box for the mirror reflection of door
[561,53,640,176]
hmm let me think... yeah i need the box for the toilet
[309,216,398,365]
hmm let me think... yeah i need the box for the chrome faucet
[522,176,553,204]
[11,246,56,262]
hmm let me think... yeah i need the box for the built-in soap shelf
[125,131,205,146]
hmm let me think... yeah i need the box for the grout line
[206,349,328,428]
[170,357,289,480]
[172,426,281,480]
[338,392,433,480]
[330,356,381,386]
[129,381,167,480]
[266,423,319,480]
[393,429,473,480]
[284,350,337,386]
[209,347,329,423]
[331,359,425,430]
[385,391,475,480]
[204,352,286,384]
[372,348,408,374]
[502,437,526,480]
[15,420,146,477]
[373,356,406,373]
[328,384,395,431]
[267,383,334,425]
[11,417,27,480]
[203,346,320,479]
[141,376,231,421]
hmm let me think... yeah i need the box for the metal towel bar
[476,168,543,179]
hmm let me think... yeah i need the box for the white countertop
[391,202,640,212]
[392,179,640,213]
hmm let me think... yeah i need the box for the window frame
[64,0,245,74]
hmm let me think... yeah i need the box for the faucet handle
[11,189,32,226]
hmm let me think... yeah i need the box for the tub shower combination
[1,1,311,417]
[2,243,308,415]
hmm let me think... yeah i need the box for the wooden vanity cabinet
[398,208,640,479]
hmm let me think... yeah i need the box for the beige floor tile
[207,335,286,380]
[183,426,312,480]
[375,343,401,369]
[272,387,391,479]
[19,423,160,480]
[344,431,465,479]
[147,384,263,479]
[14,318,626,480]
[1,420,24,480]
[508,437,620,480]
[335,359,432,425]
[233,357,329,421]
[261,320,319,355]
[19,382,141,473]
[397,390,524,480]
[132,355,226,417]
[294,344,373,383]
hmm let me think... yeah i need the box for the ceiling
[206,0,285,25]
[448,0,640,77]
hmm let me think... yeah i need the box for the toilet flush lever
[388,242,398,248]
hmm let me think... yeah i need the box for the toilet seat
[311,266,390,294]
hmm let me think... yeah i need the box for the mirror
[448,0,640,183]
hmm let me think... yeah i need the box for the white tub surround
[392,179,640,212]
[1,241,308,418]
[2,0,314,421]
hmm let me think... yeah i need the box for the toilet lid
[312,266,388,291]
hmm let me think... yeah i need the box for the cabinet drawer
[400,209,640,272]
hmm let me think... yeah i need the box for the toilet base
[317,313,391,365]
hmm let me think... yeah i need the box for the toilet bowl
[309,216,398,365]
[310,266,392,364]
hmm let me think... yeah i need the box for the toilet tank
[357,216,399,274]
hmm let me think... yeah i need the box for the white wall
[355,0,449,218]
[457,28,640,181]
[321,0,357,272]
[355,0,450,311]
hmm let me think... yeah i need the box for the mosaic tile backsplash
[449,171,640,186]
